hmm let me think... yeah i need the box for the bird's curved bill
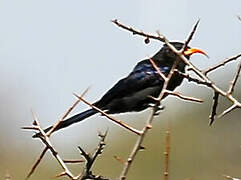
[184,48,209,58]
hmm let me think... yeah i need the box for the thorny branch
[209,92,220,125]
[203,53,241,75]
[119,21,201,179]
[174,70,212,87]
[112,19,241,179]
[78,131,109,180]
[119,106,156,180]
[24,18,241,180]
[119,58,182,180]
[227,61,241,95]
[23,112,75,179]
[26,147,48,179]
[181,19,200,53]
[112,19,241,125]
[23,89,113,180]
[165,90,203,103]
[163,122,171,180]
[158,33,241,123]
[112,19,165,43]
[23,114,110,180]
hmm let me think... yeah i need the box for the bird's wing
[95,59,170,108]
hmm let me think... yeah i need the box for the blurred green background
[0,0,241,179]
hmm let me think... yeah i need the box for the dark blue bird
[33,42,206,137]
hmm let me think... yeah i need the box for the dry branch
[163,122,171,180]
[23,112,75,179]
[163,38,241,121]
[26,147,48,179]
[175,70,212,87]
[24,18,241,180]
[181,19,200,53]
[119,19,203,180]
[78,131,109,180]
[165,90,203,103]
[119,108,156,180]
[112,19,165,43]
[203,53,241,75]
[112,20,241,122]
[24,116,111,180]
[228,61,241,95]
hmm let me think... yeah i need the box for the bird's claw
[154,104,165,116]
[148,103,165,116]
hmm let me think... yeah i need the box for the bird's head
[153,41,208,62]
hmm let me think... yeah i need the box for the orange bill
[184,48,209,58]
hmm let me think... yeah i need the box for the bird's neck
[151,56,186,73]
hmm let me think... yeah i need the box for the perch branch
[119,20,201,180]
[112,19,241,121]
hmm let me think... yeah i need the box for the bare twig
[119,108,156,180]
[174,70,212,87]
[119,20,201,180]
[163,122,171,180]
[120,55,183,180]
[209,92,220,125]
[165,90,203,103]
[227,61,241,95]
[112,19,241,120]
[24,112,76,179]
[73,93,142,135]
[181,19,200,53]
[218,103,238,118]
[26,147,48,179]
[203,53,241,75]
[112,19,165,43]
[24,117,110,180]
[163,40,241,119]
[78,131,108,180]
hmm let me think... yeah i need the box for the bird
[33,42,207,137]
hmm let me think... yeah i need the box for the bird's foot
[154,104,165,116]
[148,103,165,116]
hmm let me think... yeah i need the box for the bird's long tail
[32,108,97,138]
